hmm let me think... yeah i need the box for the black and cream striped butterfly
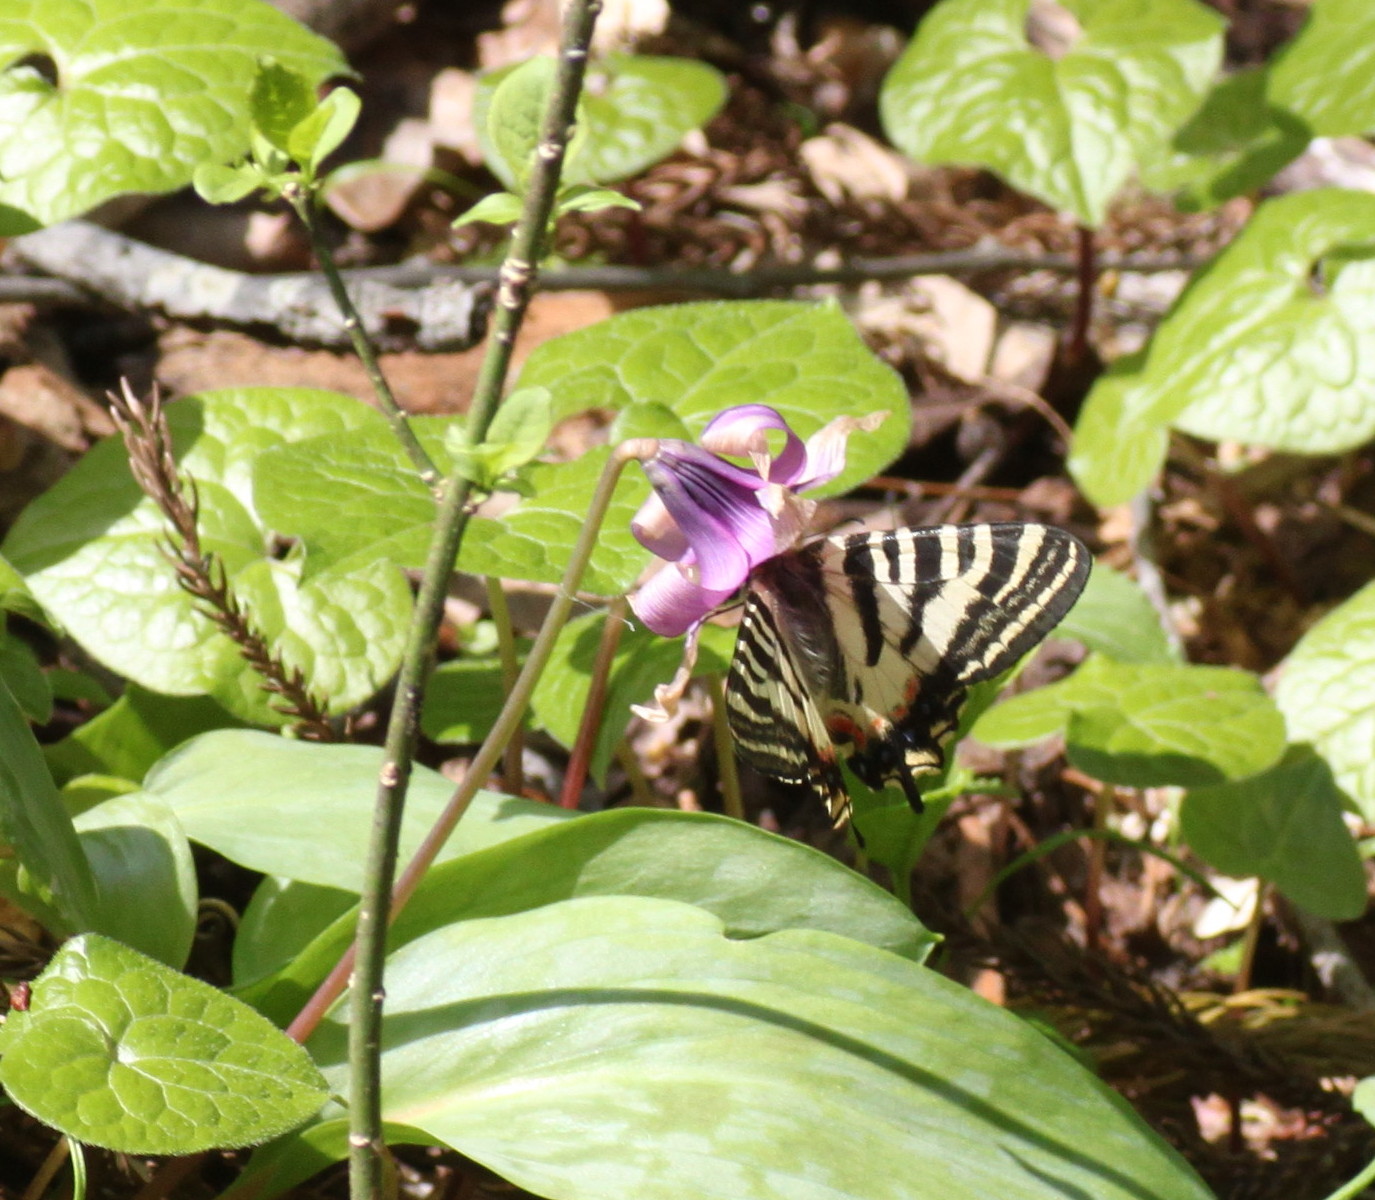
[724,523,1090,824]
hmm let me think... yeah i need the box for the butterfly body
[724,523,1091,823]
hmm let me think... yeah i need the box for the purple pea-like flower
[628,404,887,638]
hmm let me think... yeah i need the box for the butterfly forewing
[725,523,1090,823]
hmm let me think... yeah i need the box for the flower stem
[558,595,629,809]
[484,574,525,795]
[286,441,637,1044]
[706,673,745,821]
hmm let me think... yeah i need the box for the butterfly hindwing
[725,523,1090,823]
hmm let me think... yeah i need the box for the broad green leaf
[0,0,347,231]
[1141,67,1310,212]
[1056,564,1180,664]
[61,774,138,818]
[1355,1076,1375,1126]
[0,625,51,723]
[233,876,356,991]
[879,0,1223,227]
[1181,749,1366,921]
[0,675,98,931]
[515,300,909,498]
[484,55,558,190]
[571,55,726,184]
[1070,189,1375,504]
[976,657,1286,787]
[555,185,640,215]
[421,657,512,744]
[1,388,404,719]
[141,729,569,889]
[237,806,934,1023]
[1275,580,1375,818]
[44,685,241,787]
[295,897,1213,1200]
[476,55,724,190]
[0,934,328,1154]
[1268,0,1375,137]
[74,792,198,967]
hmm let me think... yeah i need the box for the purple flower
[629,404,887,637]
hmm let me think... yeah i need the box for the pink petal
[630,493,689,562]
[630,560,736,637]
[793,410,890,490]
[701,404,807,484]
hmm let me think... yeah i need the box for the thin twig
[287,189,441,486]
[343,5,604,1197]
[484,575,524,796]
[107,381,335,739]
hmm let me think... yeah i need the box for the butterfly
[723,523,1090,824]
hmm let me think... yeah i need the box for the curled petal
[792,410,889,490]
[700,404,806,483]
[630,492,689,562]
[630,558,736,637]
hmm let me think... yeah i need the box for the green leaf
[452,190,524,228]
[249,60,316,152]
[421,658,512,745]
[516,299,910,499]
[288,85,360,173]
[293,897,1213,1200]
[237,807,936,1024]
[192,161,265,204]
[1181,749,1366,921]
[1355,1076,1375,1126]
[484,55,558,190]
[0,626,52,723]
[569,55,726,184]
[44,685,241,787]
[476,55,724,191]
[1275,579,1375,819]
[0,934,328,1154]
[74,792,198,967]
[1056,564,1180,664]
[555,185,640,216]
[0,0,348,231]
[879,0,1223,227]
[975,657,1286,787]
[0,675,98,931]
[141,729,569,889]
[446,386,554,489]
[233,876,356,991]
[1268,0,1375,137]
[1141,67,1310,212]
[1069,189,1375,505]
[1,388,405,721]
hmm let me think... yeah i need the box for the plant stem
[484,574,525,795]
[1323,1153,1375,1200]
[1065,224,1096,367]
[286,441,641,1046]
[706,673,745,821]
[333,10,602,1194]
[1234,880,1267,995]
[558,596,629,809]
[1083,781,1112,953]
[290,191,440,489]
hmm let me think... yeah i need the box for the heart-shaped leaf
[1181,748,1366,921]
[0,934,328,1154]
[1275,579,1375,819]
[0,0,347,231]
[879,0,1223,227]
[1070,189,1375,504]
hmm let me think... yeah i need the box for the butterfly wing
[724,523,1089,821]
[819,523,1090,799]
